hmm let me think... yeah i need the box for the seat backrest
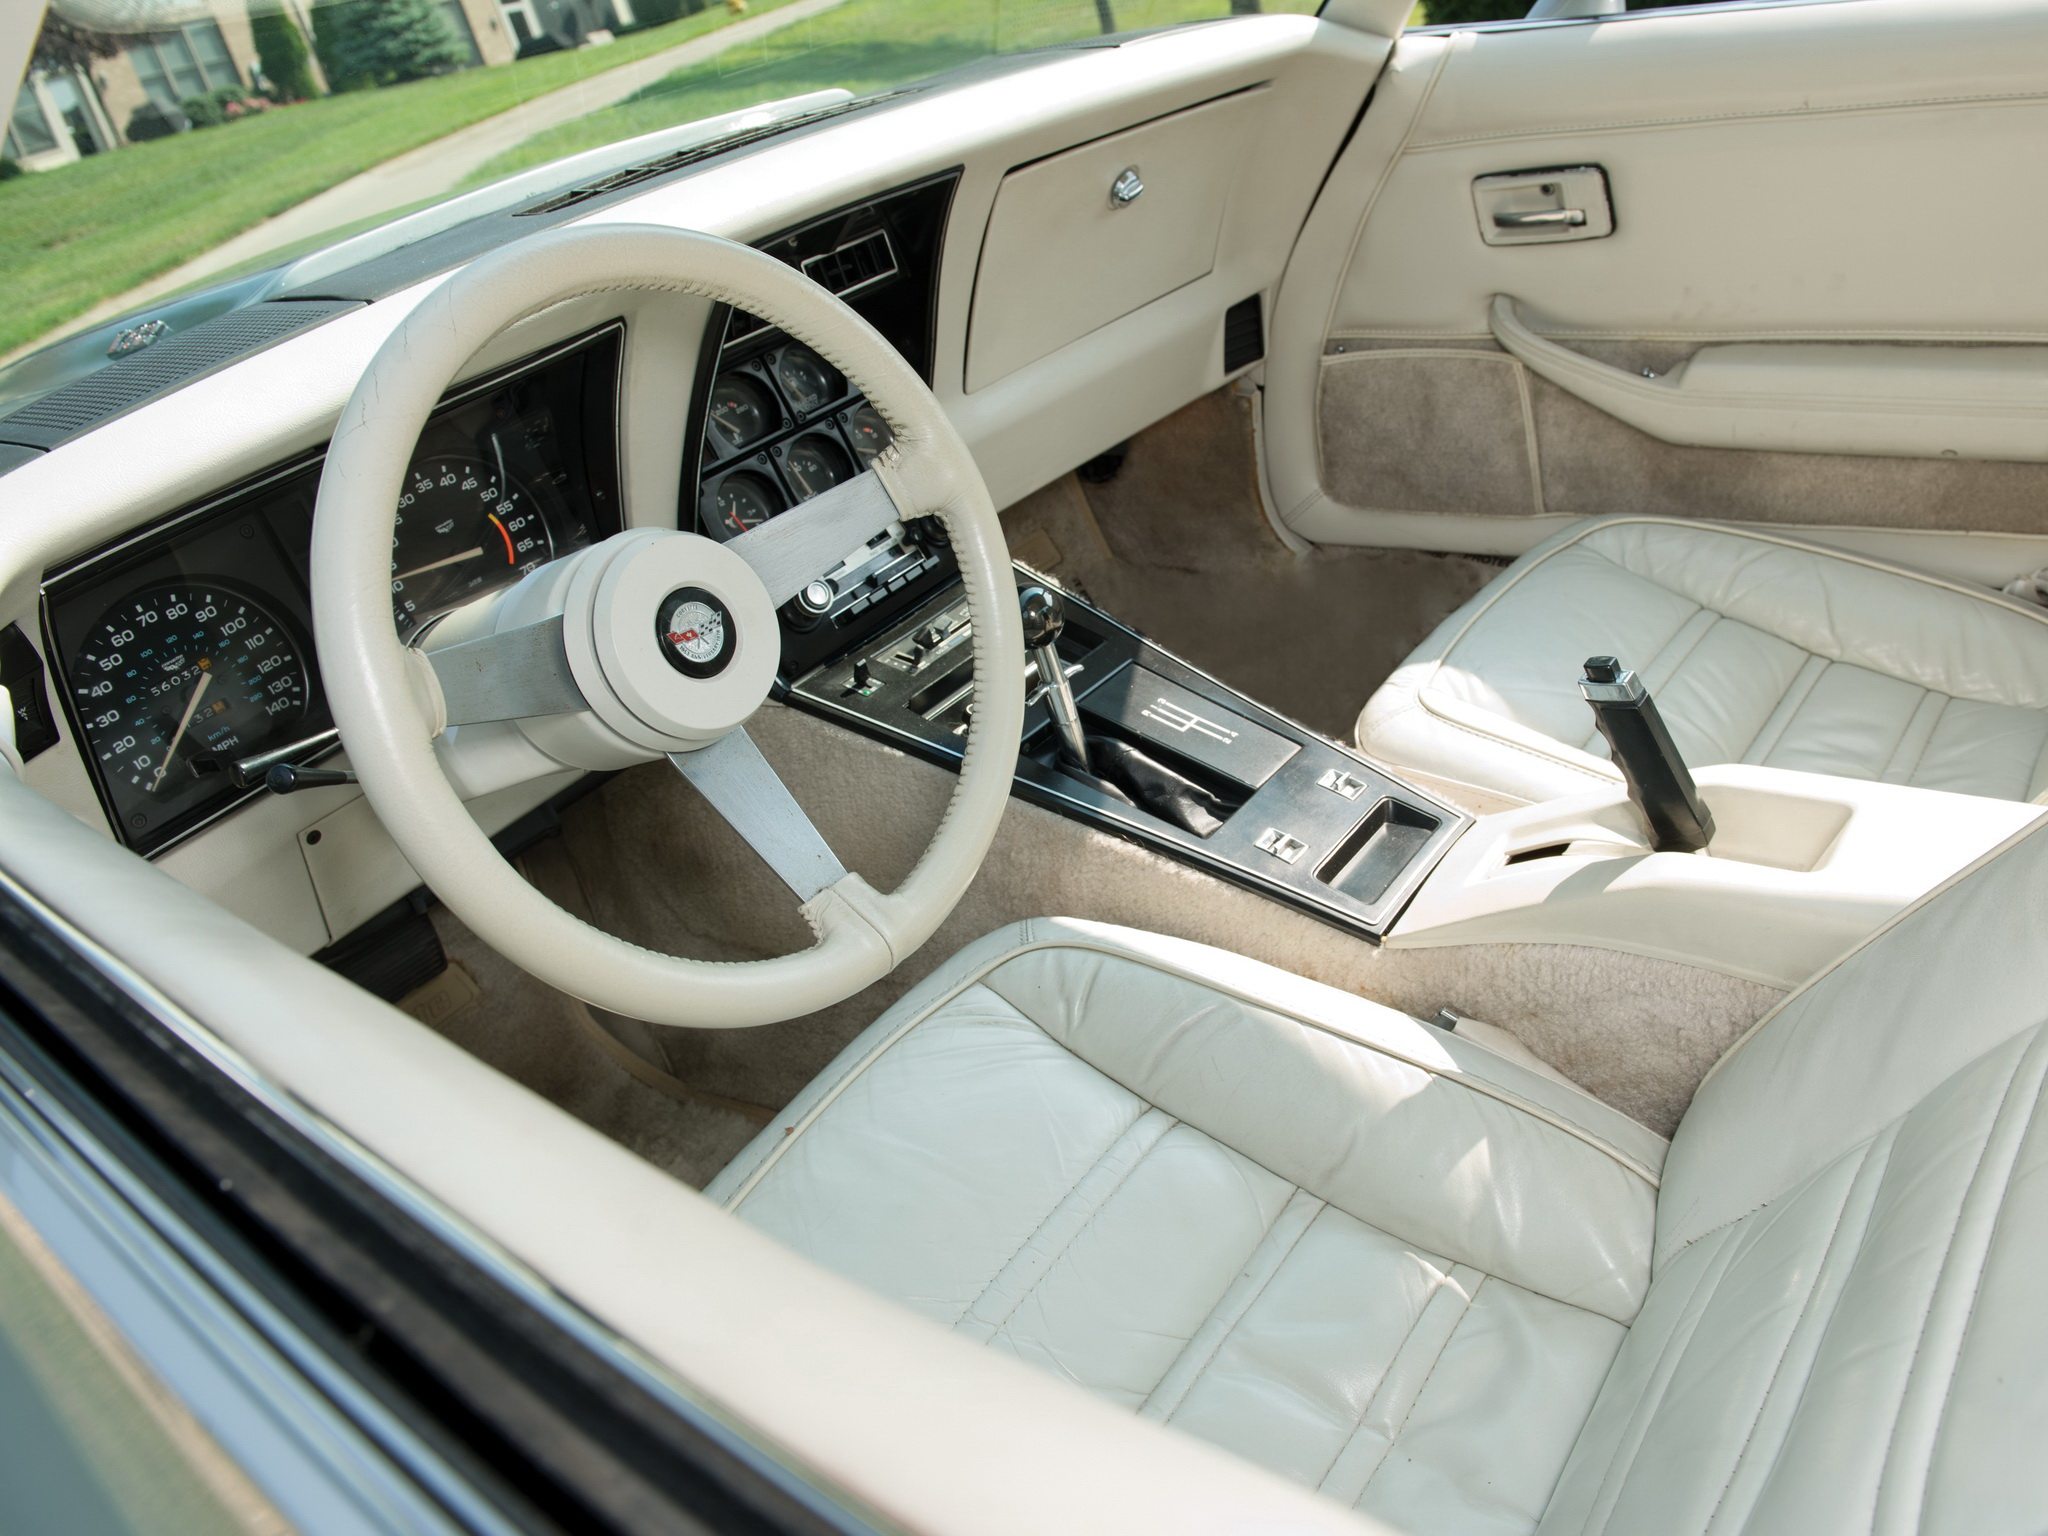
[1541,817,2048,1536]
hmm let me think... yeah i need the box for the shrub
[251,3,320,101]
[313,0,468,91]
[180,92,227,128]
[125,100,191,141]
[0,157,22,181]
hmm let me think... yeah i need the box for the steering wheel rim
[312,224,1023,1028]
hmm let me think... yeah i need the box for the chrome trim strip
[0,1040,495,1536]
[0,863,882,1535]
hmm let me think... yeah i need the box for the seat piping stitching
[1353,1273,1487,1510]
[1870,1040,2039,1527]
[1155,1190,1327,1426]
[1580,1228,1750,1536]
[1700,1131,1896,1536]
[960,1108,1176,1333]
[1307,1264,1468,1493]
[1911,1043,2048,1529]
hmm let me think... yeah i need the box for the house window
[127,20,242,108]
[6,81,61,158]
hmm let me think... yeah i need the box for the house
[4,0,520,169]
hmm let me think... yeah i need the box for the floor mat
[1000,389,1500,743]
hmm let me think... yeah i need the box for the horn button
[561,530,780,752]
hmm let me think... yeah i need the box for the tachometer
[69,583,310,831]
[391,455,553,637]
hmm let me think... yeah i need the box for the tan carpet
[1001,389,1500,742]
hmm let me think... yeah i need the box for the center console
[699,171,1466,940]
[786,575,1469,938]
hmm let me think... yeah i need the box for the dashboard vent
[800,229,898,300]
[1223,295,1264,374]
[0,299,360,452]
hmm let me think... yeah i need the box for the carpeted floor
[393,390,1658,1185]
[999,389,1501,742]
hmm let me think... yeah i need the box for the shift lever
[1019,585,1089,772]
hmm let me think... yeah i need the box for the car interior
[5,0,2048,1529]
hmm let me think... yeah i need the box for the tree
[312,0,467,92]
[251,4,320,101]
[30,14,120,75]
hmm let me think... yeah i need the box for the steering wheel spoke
[427,615,586,727]
[669,729,847,903]
[317,225,1020,1027]
[728,469,906,606]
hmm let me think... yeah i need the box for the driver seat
[706,823,2048,1532]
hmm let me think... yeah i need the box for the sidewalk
[38,0,847,350]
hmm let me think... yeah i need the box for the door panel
[1265,0,2048,583]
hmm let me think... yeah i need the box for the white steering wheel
[312,225,1024,1028]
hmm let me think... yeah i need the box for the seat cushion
[1358,517,2048,807]
[708,918,1663,1533]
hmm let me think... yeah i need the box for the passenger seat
[1358,517,2048,808]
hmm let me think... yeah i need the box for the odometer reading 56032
[69,583,309,834]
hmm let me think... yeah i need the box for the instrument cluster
[44,325,623,857]
[696,340,894,542]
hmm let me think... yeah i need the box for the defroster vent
[0,299,360,453]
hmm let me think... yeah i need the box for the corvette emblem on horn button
[655,587,735,679]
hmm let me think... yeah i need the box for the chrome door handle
[1109,166,1145,209]
[1493,208,1588,231]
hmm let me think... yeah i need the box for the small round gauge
[70,582,310,812]
[844,402,893,465]
[781,434,854,502]
[772,344,842,416]
[390,455,553,638]
[705,471,786,540]
[707,373,775,456]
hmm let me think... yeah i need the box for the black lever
[265,762,358,795]
[1579,656,1715,854]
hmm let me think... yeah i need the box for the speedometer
[69,583,310,837]
[391,455,554,638]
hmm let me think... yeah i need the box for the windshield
[2,0,1321,374]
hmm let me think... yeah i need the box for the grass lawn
[0,0,802,359]
[466,0,1320,189]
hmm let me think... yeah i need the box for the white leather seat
[1358,516,2048,808]
[708,821,2048,1532]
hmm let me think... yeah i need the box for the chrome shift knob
[1019,585,1065,650]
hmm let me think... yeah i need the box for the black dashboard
[43,325,623,856]
[36,172,960,861]
[686,172,960,678]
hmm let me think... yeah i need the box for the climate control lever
[1019,585,1089,773]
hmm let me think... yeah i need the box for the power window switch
[1317,768,1368,801]
[1254,827,1308,865]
